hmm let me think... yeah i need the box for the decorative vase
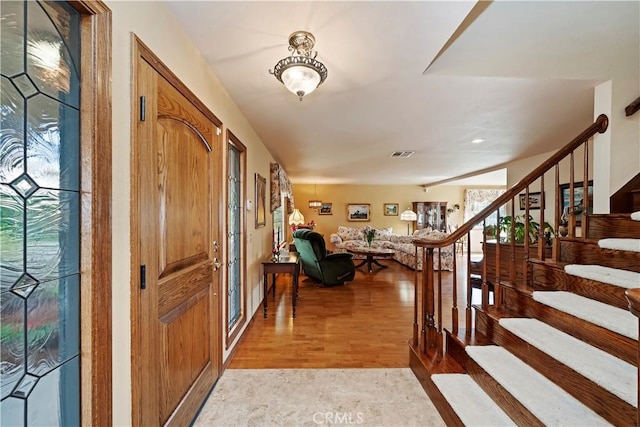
[366,237,374,247]
[271,252,279,262]
[558,224,568,237]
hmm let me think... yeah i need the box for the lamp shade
[288,208,305,226]
[400,209,417,221]
[282,65,321,99]
[308,200,322,209]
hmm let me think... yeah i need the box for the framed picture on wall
[255,173,266,228]
[518,192,544,210]
[319,202,332,215]
[384,203,399,216]
[559,180,593,226]
[347,203,370,221]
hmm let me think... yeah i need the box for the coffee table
[348,247,395,273]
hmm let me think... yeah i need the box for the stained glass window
[227,142,243,330]
[1,1,81,425]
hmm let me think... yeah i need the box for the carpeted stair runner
[431,374,515,426]
[564,264,640,289]
[465,346,610,426]
[532,291,638,339]
[499,318,637,406]
[631,211,640,221]
[598,238,640,253]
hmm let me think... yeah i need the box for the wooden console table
[262,253,300,318]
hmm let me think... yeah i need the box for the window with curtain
[226,132,246,344]
[464,189,507,227]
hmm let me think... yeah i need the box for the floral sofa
[329,225,454,271]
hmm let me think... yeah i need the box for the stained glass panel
[26,275,79,376]
[0,76,25,184]
[27,357,79,426]
[27,93,80,191]
[26,189,80,282]
[0,1,25,77]
[0,292,25,400]
[0,2,81,424]
[0,184,24,291]
[26,1,79,108]
[227,145,242,328]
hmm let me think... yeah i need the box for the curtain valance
[270,162,294,213]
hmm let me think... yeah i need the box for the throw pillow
[338,225,364,241]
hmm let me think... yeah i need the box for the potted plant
[498,214,554,245]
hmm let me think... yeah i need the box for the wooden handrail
[413,114,609,249]
[625,288,640,317]
[625,96,640,117]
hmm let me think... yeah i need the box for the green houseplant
[497,214,554,244]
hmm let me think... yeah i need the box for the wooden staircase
[411,212,640,426]
[408,114,640,426]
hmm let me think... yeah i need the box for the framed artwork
[255,173,266,228]
[347,203,370,222]
[559,180,593,226]
[319,202,333,215]
[518,192,544,210]
[384,203,399,216]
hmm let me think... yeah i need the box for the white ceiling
[165,1,639,186]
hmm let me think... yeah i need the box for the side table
[262,252,300,318]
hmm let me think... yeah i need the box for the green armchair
[292,229,356,286]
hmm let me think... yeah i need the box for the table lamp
[288,208,305,231]
[400,208,417,235]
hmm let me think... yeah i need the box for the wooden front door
[133,41,222,426]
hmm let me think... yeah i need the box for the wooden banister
[625,96,640,117]
[411,114,609,357]
[413,114,609,249]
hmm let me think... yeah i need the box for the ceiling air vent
[389,151,415,158]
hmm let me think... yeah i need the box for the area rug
[194,368,445,427]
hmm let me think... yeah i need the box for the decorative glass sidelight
[227,143,242,329]
[1,1,81,425]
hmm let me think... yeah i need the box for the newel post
[421,247,438,353]
[625,288,640,426]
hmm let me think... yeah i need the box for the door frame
[71,1,113,424]
[130,35,224,425]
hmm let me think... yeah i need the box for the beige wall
[107,1,276,424]
[292,184,474,247]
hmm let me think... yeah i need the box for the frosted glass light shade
[288,208,305,226]
[282,65,321,99]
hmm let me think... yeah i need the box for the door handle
[213,257,222,271]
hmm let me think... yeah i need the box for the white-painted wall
[107,1,275,424]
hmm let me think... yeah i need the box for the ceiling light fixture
[471,138,485,144]
[270,31,328,101]
[308,183,322,209]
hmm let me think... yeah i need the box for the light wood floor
[228,255,478,369]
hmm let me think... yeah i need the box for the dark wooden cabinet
[413,201,447,232]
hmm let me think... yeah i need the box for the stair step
[499,318,637,406]
[532,291,638,340]
[565,264,640,289]
[558,238,640,273]
[431,374,515,427]
[632,211,640,221]
[587,214,640,239]
[598,238,640,253]
[466,346,609,426]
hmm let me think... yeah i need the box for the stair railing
[412,114,609,357]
